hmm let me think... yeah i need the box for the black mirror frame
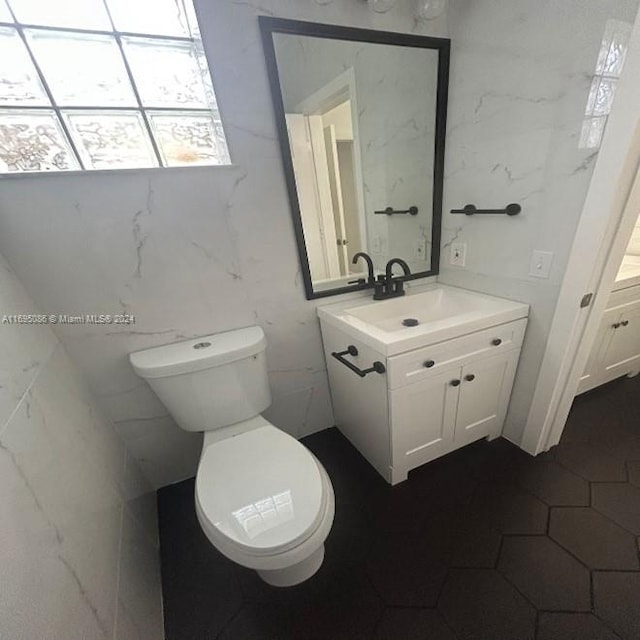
[259,16,450,300]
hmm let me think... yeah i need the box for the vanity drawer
[387,318,527,390]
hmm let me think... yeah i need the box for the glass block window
[0,0,230,173]
[579,20,633,150]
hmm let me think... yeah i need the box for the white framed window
[0,0,231,173]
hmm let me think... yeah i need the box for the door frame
[521,13,640,455]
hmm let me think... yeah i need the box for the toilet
[129,326,335,587]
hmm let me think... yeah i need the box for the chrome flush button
[193,341,212,350]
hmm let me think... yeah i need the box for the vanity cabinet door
[389,365,460,483]
[454,350,519,447]
[601,304,640,377]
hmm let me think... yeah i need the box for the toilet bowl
[129,326,335,586]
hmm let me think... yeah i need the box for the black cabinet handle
[492,338,502,346]
[450,379,461,387]
[424,360,435,368]
[465,374,475,382]
[612,323,621,329]
[621,320,630,327]
[331,346,386,378]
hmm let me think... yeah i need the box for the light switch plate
[450,242,466,267]
[529,250,553,278]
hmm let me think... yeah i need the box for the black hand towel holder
[450,203,522,216]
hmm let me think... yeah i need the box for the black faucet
[374,258,411,300]
[350,252,376,286]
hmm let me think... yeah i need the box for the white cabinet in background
[578,284,640,394]
[320,316,527,484]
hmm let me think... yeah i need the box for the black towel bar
[450,203,522,216]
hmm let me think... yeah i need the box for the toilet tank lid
[129,326,266,379]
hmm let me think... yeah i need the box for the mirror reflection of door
[284,69,367,287]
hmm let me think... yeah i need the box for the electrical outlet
[450,242,466,267]
[529,250,553,279]
[415,238,427,260]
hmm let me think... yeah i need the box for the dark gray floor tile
[514,459,590,506]
[592,482,640,534]
[629,461,640,486]
[217,604,296,640]
[497,536,591,611]
[439,569,536,640]
[555,442,627,481]
[470,482,548,534]
[450,512,502,568]
[549,507,640,570]
[537,612,619,640]
[365,529,451,606]
[373,608,456,640]
[594,571,640,640]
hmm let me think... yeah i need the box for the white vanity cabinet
[320,311,528,484]
[578,284,640,394]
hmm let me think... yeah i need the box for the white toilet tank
[129,326,271,433]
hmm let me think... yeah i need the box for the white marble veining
[0,252,163,640]
[439,0,639,442]
[0,0,637,487]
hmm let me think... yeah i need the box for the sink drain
[402,318,419,327]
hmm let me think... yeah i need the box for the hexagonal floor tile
[549,508,640,570]
[497,536,591,611]
[469,482,548,534]
[365,530,450,607]
[439,569,536,640]
[629,461,640,487]
[373,608,456,640]
[592,482,640,534]
[450,512,502,568]
[514,459,589,506]
[555,442,627,482]
[537,612,619,640]
[594,571,640,640]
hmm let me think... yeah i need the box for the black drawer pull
[331,346,386,378]
[450,379,461,387]
[465,374,475,382]
[612,323,621,329]
[492,338,502,346]
[424,360,435,368]
[621,320,630,327]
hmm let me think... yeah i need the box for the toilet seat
[195,421,329,560]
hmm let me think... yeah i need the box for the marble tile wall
[0,1,441,488]
[0,253,163,639]
[0,0,637,490]
[439,0,639,442]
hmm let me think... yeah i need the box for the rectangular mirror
[260,17,449,299]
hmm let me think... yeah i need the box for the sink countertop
[317,283,529,356]
[614,255,640,292]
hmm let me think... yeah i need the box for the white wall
[0,0,637,490]
[0,0,444,488]
[439,0,639,442]
[626,212,640,255]
[0,253,163,639]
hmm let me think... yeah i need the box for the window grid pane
[0,0,13,22]
[148,110,230,166]
[0,0,230,173]
[105,0,193,37]
[63,110,158,169]
[7,0,112,30]
[0,109,79,172]
[26,29,137,107]
[0,26,49,105]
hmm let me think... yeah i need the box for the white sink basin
[318,284,529,355]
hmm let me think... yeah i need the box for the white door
[454,351,519,446]
[390,365,460,482]
[285,114,341,281]
[323,124,349,275]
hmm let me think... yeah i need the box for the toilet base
[257,545,325,587]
